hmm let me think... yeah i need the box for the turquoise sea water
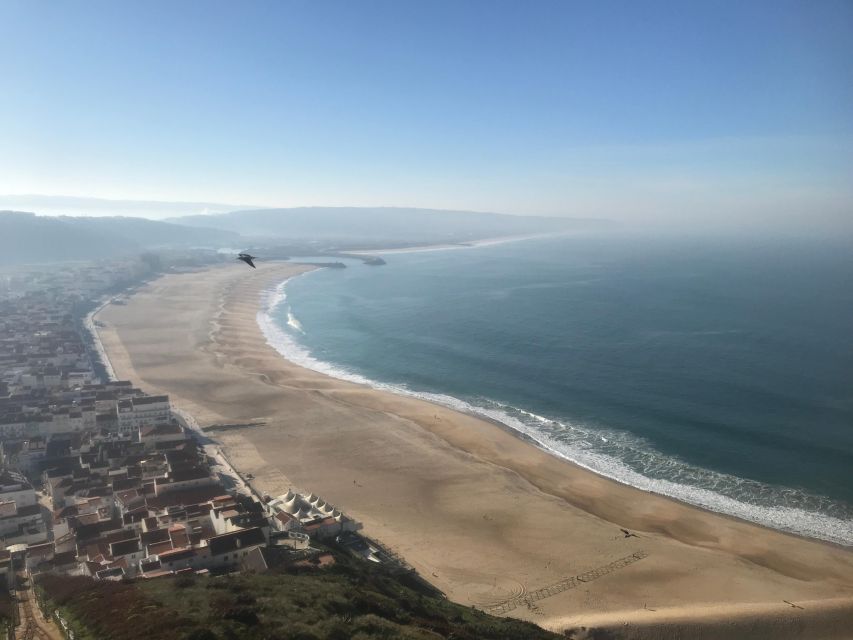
[259,232,853,545]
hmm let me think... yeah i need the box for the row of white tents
[268,489,344,523]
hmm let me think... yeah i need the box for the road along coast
[94,262,853,638]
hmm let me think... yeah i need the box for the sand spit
[95,262,853,638]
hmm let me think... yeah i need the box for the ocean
[258,232,853,546]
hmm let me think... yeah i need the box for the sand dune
[96,262,853,638]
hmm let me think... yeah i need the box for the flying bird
[237,253,257,268]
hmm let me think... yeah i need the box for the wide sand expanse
[96,262,853,638]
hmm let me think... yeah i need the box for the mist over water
[259,233,853,545]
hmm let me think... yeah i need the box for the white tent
[283,498,301,514]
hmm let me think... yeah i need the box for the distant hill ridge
[0,211,238,265]
[0,206,610,266]
[168,206,608,244]
[0,194,251,219]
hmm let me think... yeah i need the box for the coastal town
[0,259,395,638]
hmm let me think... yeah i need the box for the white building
[267,490,360,540]
[138,422,188,451]
[116,395,171,435]
[153,467,216,496]
[0,470,47,545]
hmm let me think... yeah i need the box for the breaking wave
[286,311,305,334]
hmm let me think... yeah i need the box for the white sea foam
[257,276,853,547]
[286,311,305,334]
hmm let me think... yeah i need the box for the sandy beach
[95,262,853,638]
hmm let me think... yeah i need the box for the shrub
[174,575,196,589]
[184,630,218,640]
[222,605,259,626]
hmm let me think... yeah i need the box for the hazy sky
[1,0,851,226]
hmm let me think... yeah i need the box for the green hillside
[35,549,560,640]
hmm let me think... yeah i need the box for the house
[117,395,170,435]
[267,489,361,540]
[157,546,210,573]
[139,422,187,450]
[154,466,215,496]
[270,529,310,550]
[206,527,266,570]
[210,495,270,538]
[0,470,47,545]
[25,541,55,573]
[109,538,142,567]
[0,550,13,588]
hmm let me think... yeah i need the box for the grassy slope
[0,591,13,633]
[36,552,561,640]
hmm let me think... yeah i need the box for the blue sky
[1,0,851,226]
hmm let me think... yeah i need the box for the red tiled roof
[27,543,54,558]
[115,488,142,504]
[303,517,337,530]
[76,513,100,525]
[140,528,170,545]
[158,547,195,562]
[207,527,265,556]
[132,395,169,406]
[141,569,173,579]
[145,485,226,510]
[170,530,189,549]
[84,561,102,575]
[110,539,140,557]
[147,541,173,556]
[140,423,182,438]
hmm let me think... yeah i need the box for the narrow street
[14,572,63,640]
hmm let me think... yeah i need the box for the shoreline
[94,262,853,635]
[257,269,852,549]
[84,297,118,381]
[347,232,558,255]
[89,267,845,549]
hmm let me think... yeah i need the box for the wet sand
[96,262,853,638]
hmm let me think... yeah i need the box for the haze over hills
[169,207,609,245]
[0,194,252,220]
[0,202,610,266]
[0,211,239,265]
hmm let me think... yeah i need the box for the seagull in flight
[237,253,258,268]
